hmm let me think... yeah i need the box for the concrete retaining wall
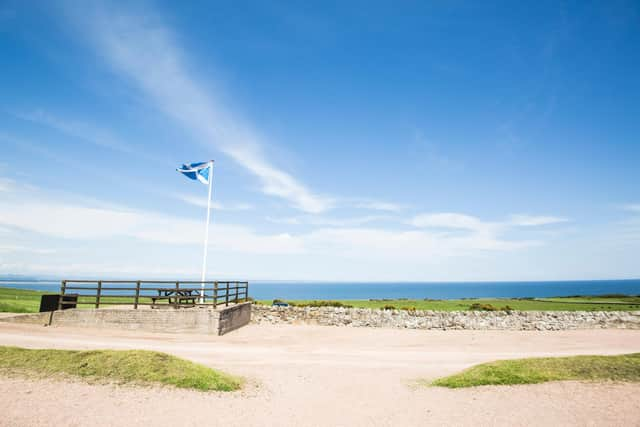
[251,305,640,331]
[1,302,252,335]
[218,302,252,335]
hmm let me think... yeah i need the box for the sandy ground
[0,322,639,426]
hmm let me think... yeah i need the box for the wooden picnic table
[151,288,201,306]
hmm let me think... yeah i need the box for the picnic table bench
[151,288,202,307]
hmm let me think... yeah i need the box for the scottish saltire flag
[176,161,212,185]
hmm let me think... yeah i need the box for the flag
[177,161,212,185]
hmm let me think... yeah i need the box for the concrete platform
[0,302,252,335]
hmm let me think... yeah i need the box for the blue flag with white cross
[176,161,212,185]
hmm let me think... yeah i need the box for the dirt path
[1,323,639,426]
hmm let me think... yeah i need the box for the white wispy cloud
[64,4,331,213]
[267,214,390,227]
[174,193,253,211]
[15,110,134,153]
[622,204,640,213]
[0,197,536,260]
[352,200,406,212]
[509,214,569,226]
[0,178,541,271]
[406,211,567,255]
[0,199,302,255]
[409,213,490,231]
[411,129,464,171]
[0,177,15,192]
[410,212,569,231]
[303,226,538,259]
[0,179,301,254]
[0,245,57,255]
[0,176,37,194]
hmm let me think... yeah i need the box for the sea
[2,279,640,300]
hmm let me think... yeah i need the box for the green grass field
[0,287,45,313]
[0,287,144,313]
[0,346,242,391]
[258,296,640,311]
[1,287,639,313]
[431,353,640,388]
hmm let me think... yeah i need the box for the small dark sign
[39,294,78,312]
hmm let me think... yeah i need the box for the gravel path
[0,323,639,426]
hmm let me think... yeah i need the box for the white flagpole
[200,161,214,303]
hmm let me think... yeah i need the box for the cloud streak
[16,110,134,154]
[410,212,569,231]
[267,214,391,227]
[406,211,568,254]
[0,196,301,255]
[622,204,640,213]
[409,213,489,231]
[352,200,406,212]
[65,4,331,213]
[174,193,253,211]
[509,214,569,226]
[0,179,540,268]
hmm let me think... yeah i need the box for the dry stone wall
[251,305,640,330]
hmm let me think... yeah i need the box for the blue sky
[0,0,639,280]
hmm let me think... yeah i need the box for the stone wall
[1,302,252,335]
[251,305,640,331]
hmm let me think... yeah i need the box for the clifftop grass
[1,287,640,313]
[432,353,640,388]
[0,346,242,392]
[0,287,45,313]
[259,296,640,312]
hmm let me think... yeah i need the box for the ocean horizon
[2,278,639,301]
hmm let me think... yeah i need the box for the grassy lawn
[431,353,640,388]
[0,346,242,391]
[2,286,639,313]
[0,287,173,313]
[258,296,640,311]
[0,287,44,313]
[540,295,640,304]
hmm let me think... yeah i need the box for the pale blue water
[2,279,639,300]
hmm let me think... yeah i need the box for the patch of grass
[2,287,640,314]
[0,287,190,313]
[257,296,640,312]
[431,353,640,388]
[0,346,242,392]
[0,288,45,313]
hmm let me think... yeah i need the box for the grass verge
[0,346,242,392]
[1,287,639,313]
[0,287,44,313]
[431,353,640,388]
[259,296,640,311]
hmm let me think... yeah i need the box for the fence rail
[58,280,249,310]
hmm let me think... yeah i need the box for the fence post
[245,282,249,302]
[213,281,218,309]
[95,280,102,309]
[58,280,66,311]
[175,281,180,309]
[234,282,239,304]
[225,282,230,306]
[134,281,140,309]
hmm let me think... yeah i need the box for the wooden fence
[58,280,249,310]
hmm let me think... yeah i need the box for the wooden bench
[151,289,200,307]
